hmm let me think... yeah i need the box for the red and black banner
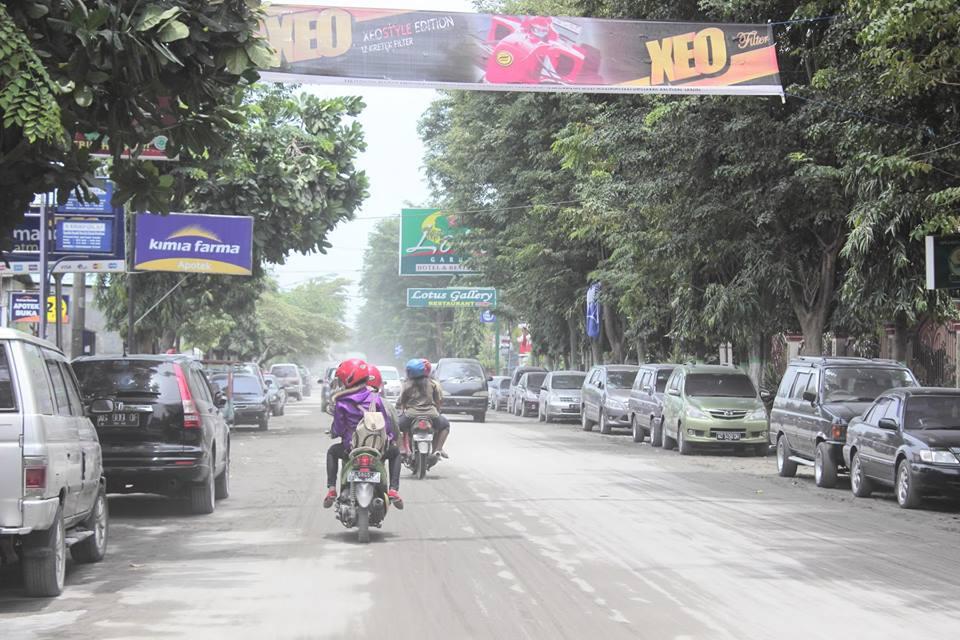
[260,6,783,96]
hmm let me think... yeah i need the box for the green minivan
[661,364,768,455]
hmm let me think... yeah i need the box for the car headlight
[919,449,960,465]
[747,408,767,420]
[606,399,626,411]
[473,391,489,398]
[686,405,708,419]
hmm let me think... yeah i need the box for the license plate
[715,432,743,441]
[413,433,433,441]
[568,404,578,410]
[347,471,380,483]
[96,412,140,427]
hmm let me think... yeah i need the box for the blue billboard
[134,213,255,276]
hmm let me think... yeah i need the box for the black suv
[770,357,918,488]
[434,358,490,422]
[72,355,231,514]
[210,372,270,430]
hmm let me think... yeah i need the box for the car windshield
[606,370,637,389]
[553,374,585,389]
[272,365,298,377]
[437,362,484,381]
[656,369,674,393]
[821,367,916,403]
[73,360,179,400]
[685,373,756,398]
[231,376,262,394]
[904,396,960,430]
[380,368,400,380]
[499,378,510,389]
[526,373,546,388]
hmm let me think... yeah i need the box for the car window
[864,398,890,425]
[820,367,917,403]
[61,364,86,417]
[667,372,680,392]
[45,357,73,417]
[272,365,298,378]
[22,344,55,415]
[685,373,756,398]
[73,359,180,401]
[191,367,214,403]
[438,361,484,381]
[777,368,797,399]
[0,344,16,411]
[655,369,673,393]
[380,368,400,381]
[790,372,812,400]
[880,397,902,423]
[527,372,547,388]
[552,374,585,389]
[635,371,650,391]
[606,370,637,389]
[903,395,960,430]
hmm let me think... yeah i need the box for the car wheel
[538,404,545,422]
[473,412,486,423]
[649,417,663,447]
[544,407,553,423]
[23,504,66,597]
[581,409,593,432]
[599,412,612,435]
[71,486,108,564]
[814,442,838,488]
[215,449,231,500]
[850,450,873,498]
[776,434,798,478]
[677,425,692,455]
[754,443,770,457]
[662,422,677,450]
[189,466,216,515]
[896,458,922,509]
[631,416,644,443]
[258,414,269,431]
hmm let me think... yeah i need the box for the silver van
[0,329,108,597]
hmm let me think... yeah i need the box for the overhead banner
[399,208,476,276]
[407,288,497,308]
[260,6,782,96]
[134,213,254,276]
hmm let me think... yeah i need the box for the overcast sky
[267,0,476,327]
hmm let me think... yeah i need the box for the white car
[377,365,402,400]
[0,329,109,597]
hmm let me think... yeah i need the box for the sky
[266,0,476,327]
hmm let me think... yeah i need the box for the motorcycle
[404,417,438,479]
[334,447,389,543]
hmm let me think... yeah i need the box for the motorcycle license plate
[347,471,381,483]
[715,432,744,441]
[413,434,433,441]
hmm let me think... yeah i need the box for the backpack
[351,394,387,453]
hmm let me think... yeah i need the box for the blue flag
[586,283,601,339]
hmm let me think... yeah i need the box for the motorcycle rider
[324,358,404,510]
[398,358,450,459]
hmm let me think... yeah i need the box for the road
[4,394,960,639]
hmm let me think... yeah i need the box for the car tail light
[174,364,201,429]
[24,460,47,496]
[831,418,846,440]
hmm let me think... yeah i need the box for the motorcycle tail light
[357,454,372,469]
[416,420,431,431]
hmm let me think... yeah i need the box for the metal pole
[70,272,86,358]
[494,316,500,375]
[53,273,63,349]
[126,212,136,352]
[39,196,49,341]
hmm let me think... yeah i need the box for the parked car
[845,387,960,508]
[772,357,918,487]
[489,376,511,411]
[211,373,271,430]
[661,364,768,455]
[263,374,287,416]
[72,355,231,515]
[377,365,402,402]
[538,370,586,422]
[434,358,489,422]
[581,365,640,434]
[319,366,337,412]
[628,364,677,445]
[204,361,267,394]
[514,371,548,417]
[508,366,547,413]
[0,329,108,597]
[270,363,303,401]
[299,366,312,397]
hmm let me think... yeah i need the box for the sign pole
[54,273,64,349]
[126,213,136,352]
[38,196,49,341]
[494,316,500,376]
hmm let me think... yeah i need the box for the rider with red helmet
[397,358,451,458]
[324,358,403,509]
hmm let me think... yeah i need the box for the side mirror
[317,378,323,384]
[597,381,604,389]
[214,391,228,408]
[802,390,817,404]
[667,388,680,397]
[760,390,773,402]
[89,398,115,414]
[487,376,494,382]
[643,386,653,394]
[878,417,898,430]
[541,386,548,391]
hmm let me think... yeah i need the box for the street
[4,395,960,640]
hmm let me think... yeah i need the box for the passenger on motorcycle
[324,358,404,510]
[398,358,450,459]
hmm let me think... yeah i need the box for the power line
[351,199,582,221]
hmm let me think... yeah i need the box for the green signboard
[407,288,497,308]
[399,208,477,276]
[925,235,960,290]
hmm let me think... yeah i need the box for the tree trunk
[891,313,911,364]
[788,236,841,357]
[159,327,177,352]
[747,332,764,389]
[602,302,625,363]
[635,337,646,365]
[567,313,581,370]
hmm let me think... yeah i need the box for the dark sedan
[844,387,960,509]
[212,373,271,430]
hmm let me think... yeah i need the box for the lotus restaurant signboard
[399,208,477,276]
[406,288,497,308]
[134,213,254,275]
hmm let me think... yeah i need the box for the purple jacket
[332,387,396,444]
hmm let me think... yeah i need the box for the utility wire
[350,199,582,221]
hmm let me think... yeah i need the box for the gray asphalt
[3,394,960,639]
